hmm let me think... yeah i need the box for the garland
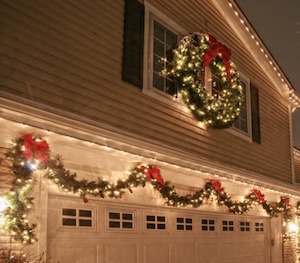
[166,33,244,129]
[1,134,294,244]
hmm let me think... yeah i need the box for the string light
[227,0,300,108]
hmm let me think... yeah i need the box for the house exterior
[0,0,300,262]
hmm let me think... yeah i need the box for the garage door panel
[142,243,170,263]
[51,240,98,263]
[104,243,137,263]
[253,239,266,255]
[198,241,219,261]
[174,243,197,263]
[238,240,253,256]
[219,240,238,258]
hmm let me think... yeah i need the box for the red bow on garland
[22,134,49,164]
[141,166,165,185]
[201,34,232,83]
[283,197,292,208]
[210,180,223,195]
[253,189,265,203]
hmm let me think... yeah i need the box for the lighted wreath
[167,33,244,129]
[1,135,294,244]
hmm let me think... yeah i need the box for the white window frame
[60,206,95,230]
[143,2,189,113]
[105,209,136,232]
[227,72,253,141]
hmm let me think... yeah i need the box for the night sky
[235,0,300,148]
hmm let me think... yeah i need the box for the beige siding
[0,0,292,183]
[295,156,300,183]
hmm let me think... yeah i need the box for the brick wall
[283,235,297,263]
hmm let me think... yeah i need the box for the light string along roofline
[1,134,297,245]
[228,0,300,109]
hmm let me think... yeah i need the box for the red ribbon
[22,134,49,164]
[82,195,89,203]
[283,197,292,208]
[211,180,222,195]
[253,189,265,203]
[201,34,232,83]
[142,166,165,185]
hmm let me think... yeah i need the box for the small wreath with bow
[170,33,244,129]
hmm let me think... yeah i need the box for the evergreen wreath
[168,33,244,129]
[1,134,295,244]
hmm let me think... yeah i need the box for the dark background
[235,0,300,148]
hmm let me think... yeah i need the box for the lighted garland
[2,134,294,244]
[167,33,243,129]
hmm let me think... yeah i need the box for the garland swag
[1,134,294,244]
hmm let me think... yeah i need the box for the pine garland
[1,135,295,244]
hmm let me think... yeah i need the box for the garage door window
[62,208,93,227]
[201,219,215,232]
[176,217,193,231]
[146,215,166,230]
[108,211,134,230]
[255,222,264,232]
[222,220,234,231]
[240,221,250,232]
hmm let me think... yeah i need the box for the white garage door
[47,195,270,263]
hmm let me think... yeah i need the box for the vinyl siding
[0,0,292,183]
[295,156,300,183]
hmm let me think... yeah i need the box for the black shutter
[250,84,261,144]
[122,0,144,88]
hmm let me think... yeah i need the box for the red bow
[253,189,265,203]
[142,166,165,185]
[22,134,49,164]
[211,180,222,195]
[201,34,232,83]
[283,197,292,208]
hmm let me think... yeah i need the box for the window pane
[152,20,177,96]
[157,223,166,229]
[177,218,184,223]
[79,219,92,227]
[166,29,177,47]
[123,222,133,229]
[166,78,176,95]
[153,55,164,73]
[147,215,155,221]
[109,212,120,220]
[154,39,165,57]
[177,225,184,230]
[185,218,192,224]
[153,72,164,91]
[109,221,120,228]
[79,210,92,218]
[186,225,193,231]
[63,208,76,216]
[157,216,165,222]
[154,21,164,41]
[147,223,156,229]
[63,218,76,226]
[123,213,133,220]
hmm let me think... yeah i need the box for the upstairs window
[152,21,177,96]
[233,77,250,134]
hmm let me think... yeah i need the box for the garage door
[47,195,270,263]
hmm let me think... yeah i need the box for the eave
[211,0,300,110]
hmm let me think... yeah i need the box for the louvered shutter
[250,84,261,143]
[122,0,144,88]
